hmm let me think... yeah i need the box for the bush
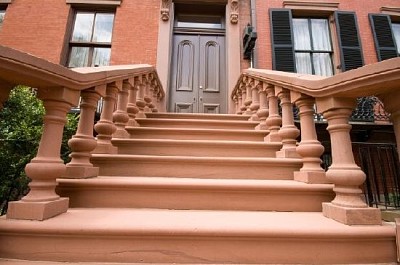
[0,86,78,215]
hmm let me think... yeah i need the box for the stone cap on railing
[0,45,165,100]
[233,57,400,99]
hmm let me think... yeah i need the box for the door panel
[169,34,226,113]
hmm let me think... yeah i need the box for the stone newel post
[7,87,80,220]
[317,97,381,225]
[292,92,327,183]
[64,86,105,178]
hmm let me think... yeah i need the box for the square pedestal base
[7,198,69,221]
[264,132,281,143]
[294,171,329,184]
[276,148,301,158]
[322,202,382,225]
[113,129,130,139]
[92,144,118,154]
[64,165,99,179]
[249,114,260,121]
[255,123,268,131]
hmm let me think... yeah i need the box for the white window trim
[283,1,339,12]
[66,0,121,6]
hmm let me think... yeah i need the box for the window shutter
[335,11,364,71]
[270,9,296,72]
[369,14,398,61]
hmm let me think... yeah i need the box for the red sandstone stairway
[0,113,397,264]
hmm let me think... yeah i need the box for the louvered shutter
[335,11,364,71]
[270,9,296,72]
[369,14,398,61]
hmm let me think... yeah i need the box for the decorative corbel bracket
[160,0,171,21]
[230,0,239,24]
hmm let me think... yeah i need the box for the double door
[169,34,226,113]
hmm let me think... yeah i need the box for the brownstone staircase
[1,112,396,264]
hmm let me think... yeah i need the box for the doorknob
[199,86,203,89]
[200,97,203,101]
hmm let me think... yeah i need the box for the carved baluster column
[316,97,381,225]
[276,87,300,158]
[236,90,243,115]
[249,79,260,121]
[256,82,269,130]
[152,85,159,112]
[7,87,80,220]
[126,77,139,127]
[291,92,327,183]
[265,85,282,142]
[113,80,130,138]
[136,75,147,118]
[93,82,120,154]
[239,81,247,115]
[64,86,105,179]
[148,77,157,112]
[143,74,152,113]
[244,78,253,115]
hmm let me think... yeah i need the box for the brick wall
[255,0,400,70]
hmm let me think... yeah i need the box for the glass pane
[313,53,333,76]
[311,19,332,51]
[0,10,5,30]
[293,19,311,50]
[392,23,400,54]
[176,15,223,29]
[92,13,114,43]
[295,52,312,74]
[92,48,111,67]
[72,13,94,42]
[68,47,89,67]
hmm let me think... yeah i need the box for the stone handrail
[232,57,400,226]
[0,45,165,221]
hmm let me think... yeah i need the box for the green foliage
[0,86,78,214]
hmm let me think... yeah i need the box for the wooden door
[169,34,226,113]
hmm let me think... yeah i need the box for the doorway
[169,4,227,114]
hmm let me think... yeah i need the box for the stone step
[135,118,259,130]
[127,127,268,141]
[0,209,395,264]
[91,155,302,180]
[57,177,334,212]
[112,139,282,157]
[146,112,251,121]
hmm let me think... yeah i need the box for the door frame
[156,0,241,114]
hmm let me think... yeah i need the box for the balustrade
[255,82,269,130]
[264,85,282,142]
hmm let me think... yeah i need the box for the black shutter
[335,11,364,71]
[270,9,295,72]
[369,14,398,61]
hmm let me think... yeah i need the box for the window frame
[391,22,400,56]
[292,17,334,76]
[67,9,115,67]
[0,4,7,30]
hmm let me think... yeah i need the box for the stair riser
[135,120,258,130]
[114,142,281,157]
[92,159,301,180]
[146,112,251,121]
[0,233,395,264]
[127,129,267,141]
[57,185,334,212]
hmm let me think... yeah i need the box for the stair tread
[146,112,251,120]
[0,209,394,237]
[135,118,260,125]
[128,127,268,134]
[113,138,281,146]
[58,176,333,191]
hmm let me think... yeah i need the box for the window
[0,8,5,30]
[292,18,333,76]
[369,14,400,61]
[68,11,115,67]
[270,9,364,74]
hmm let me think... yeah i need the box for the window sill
[0,0,12,4]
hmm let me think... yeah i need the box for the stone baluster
[276,87,300,158]
[152,85,159,112]
[256,82,269,130]
[291,92,327,183]
[112,79,130,138]
[316,97,381,225]
[136,75,147,118]
[7,87,80,220]
[148,77,157,112]
[232,94,239,115]
[244,78,253,115]
[93,82,120,154]
[265,85,282,142]
[144,74,152,113]
[236,90,243,115]
[64,86,105,179]
[249,79,260,121]
[239,81,248,115]
[126,77,139,127]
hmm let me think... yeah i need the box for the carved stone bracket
[161,0,171,21]
[230,0,239,24]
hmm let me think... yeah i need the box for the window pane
[68,47,89,67]
[313,53,333,76]
[0,10,5,30]
[92,48,111,67]
[293,19,311,50]
[392,23,400,54]
[311,19,332,51]
[72,13,94,42]
[295,53,312,74]
[92,13,114,43]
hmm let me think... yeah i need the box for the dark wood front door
[169,34,226,113]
